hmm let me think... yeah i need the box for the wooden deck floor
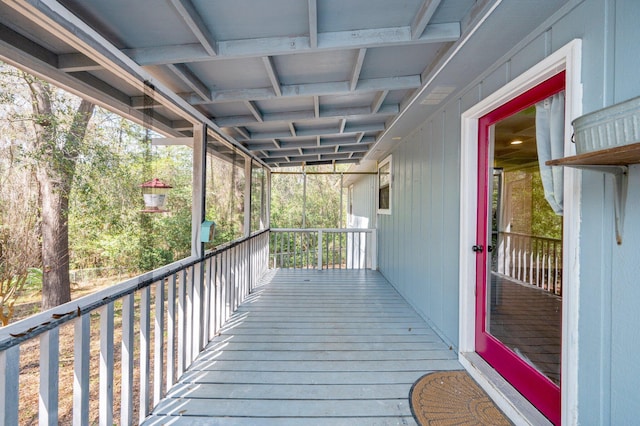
[143,269,462,425]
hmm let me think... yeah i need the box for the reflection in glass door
[475,72,565,425]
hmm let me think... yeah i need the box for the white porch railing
[270,228,376,270]
[494,231,562,296]
[0,229,269,425]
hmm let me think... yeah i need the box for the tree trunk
[26,77,94,309]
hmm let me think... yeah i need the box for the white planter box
[573,96,640,154]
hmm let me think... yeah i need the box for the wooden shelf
[546,142,640,166]
[546,143,640,245]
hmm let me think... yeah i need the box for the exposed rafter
[121,23,460,65]
[166,63,211,102]
[313,96,320,118]
[339,118,347,134]
[308,0,318,49]
[261,56,282,96]
[371,90,389,114]
[244,100,263,122]
[234,126,250,140]
[168,0,217,56]
[289,123,297,137]
[349,48,367,91]
[411,0,443,40]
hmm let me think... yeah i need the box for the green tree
[23,74,95,309]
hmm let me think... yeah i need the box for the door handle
[472,245,484,253]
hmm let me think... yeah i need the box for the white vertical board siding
[352,1,640,423]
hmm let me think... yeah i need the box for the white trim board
[458,39,582,425]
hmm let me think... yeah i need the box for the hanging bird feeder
[140,178,172,213]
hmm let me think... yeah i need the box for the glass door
[475,72,565,425]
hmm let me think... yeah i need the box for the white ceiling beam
[194,77,420,104]
[214,104,398,127]
[411,0,443,40]
[349,48,367,91]
[57,53,102,72]
[245,135,376,152]
[313,96,320,118]
[289,123,297,137]
[339,118,347,134]
[240,123,385,141]
[371,90,389,113]
[308,0,318,49]
[234,126,250,140]
[166,63,211,101]
[244,100,263,122]
[168,0,217,56]
[262,56,282,96]
[123,23,460,65]
[273,139,281,148]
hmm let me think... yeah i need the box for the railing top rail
[0,228,269,351]
[499,231,562,243]
[271,228,374,233]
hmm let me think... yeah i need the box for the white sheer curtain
[535,92,565,215]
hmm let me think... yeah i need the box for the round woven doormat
[409,370,512,425]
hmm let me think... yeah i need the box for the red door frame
[475,71,565,425]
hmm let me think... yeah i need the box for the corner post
[192,123,207,257]
[244,159,252,237]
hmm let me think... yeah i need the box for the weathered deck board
[143,269,462,425]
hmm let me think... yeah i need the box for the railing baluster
[0,231,269,426]
[121,294,134,426]
[185,266,194,365]
[166,274,176,390]
[215,254,223,334]
[99,303,114,426]
[39,329,59,426]
[206,257,215,342]
[0,346,19,425]
[154,280,165,407]
[177,269,187,377]
[73,313,90,426]
[139,286,151,422]
[192,263,203,361]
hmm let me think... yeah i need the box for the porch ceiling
[0,0,569,169]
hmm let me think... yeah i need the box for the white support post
[192,123,207,257]
[317,229,323,270]
[99,303,114,426]
[120,294,134,426]
[0,346,20,426]
[265,170,271,229]
[73,314,90,426]
[39,329,59,426]
[245,159,252,236]
[154,280,165,406]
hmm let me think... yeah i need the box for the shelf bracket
[570,165,628,244]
